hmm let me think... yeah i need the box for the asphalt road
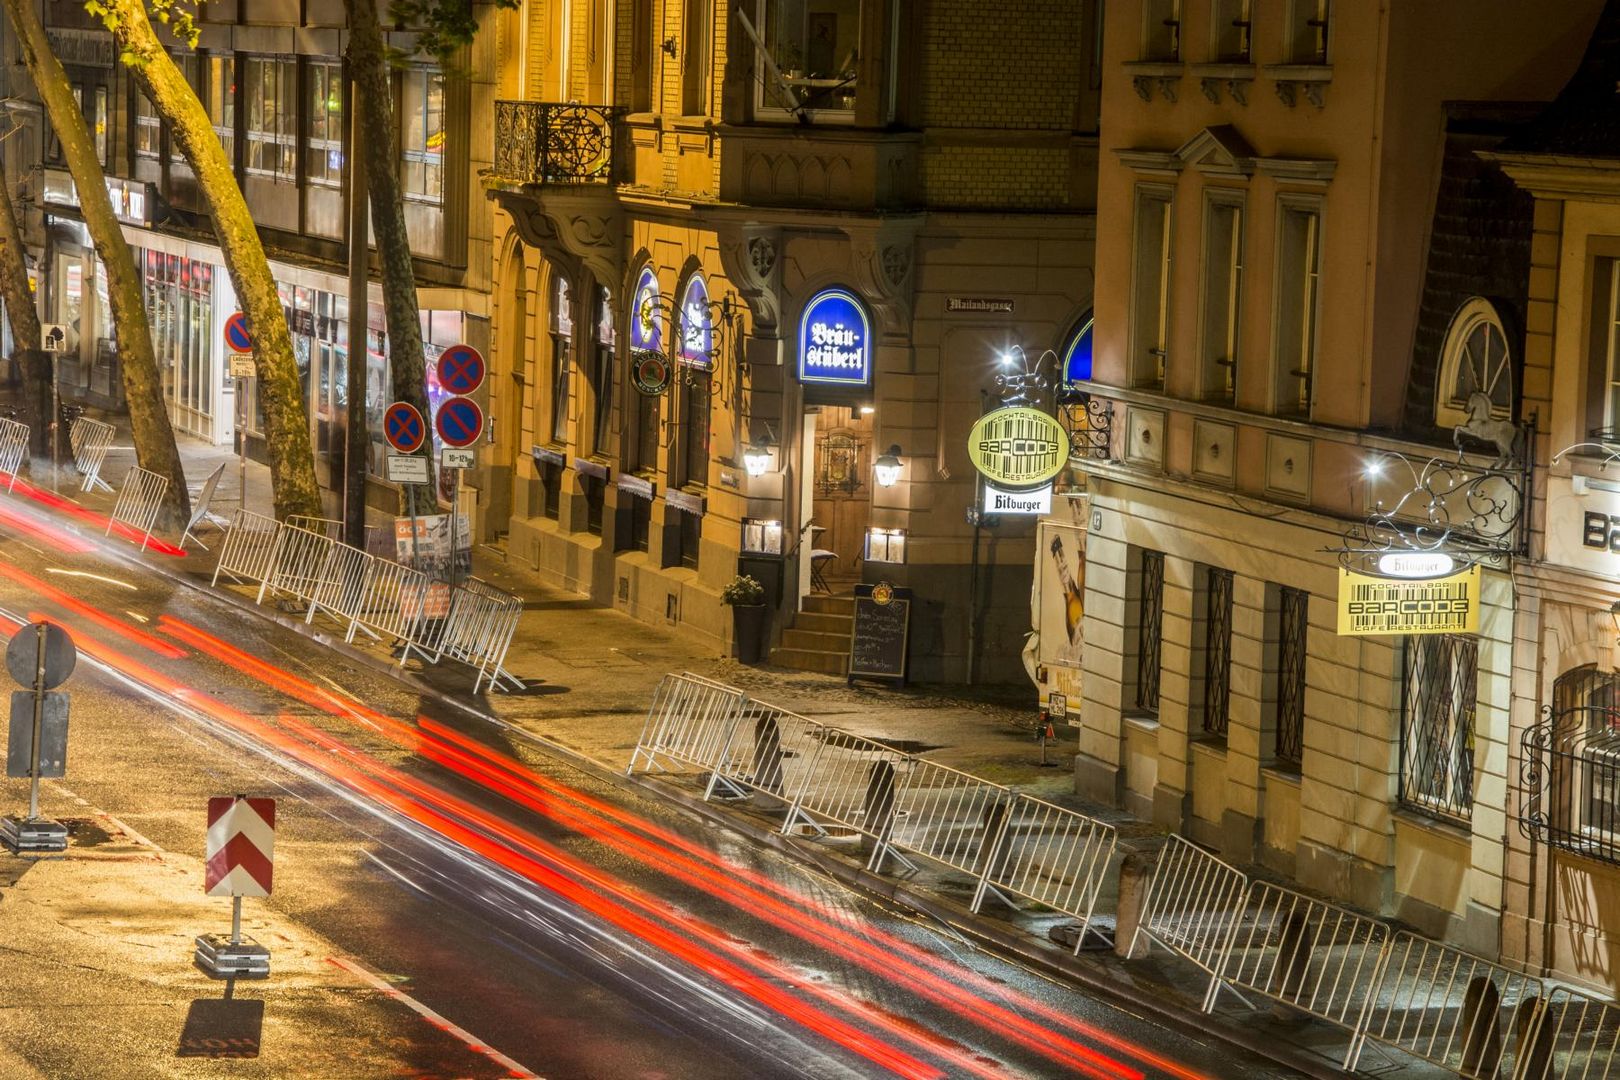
[0,492,1303,1079]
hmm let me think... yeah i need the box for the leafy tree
[0,162,49,457]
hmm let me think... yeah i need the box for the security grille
[1399,634,1477,822]
[1203,568,1234,738]
[1520,666,1620,866]
[1137,550,1164,714]
[1275,587,1308,766]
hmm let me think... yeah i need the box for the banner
[1336,565,1480,636]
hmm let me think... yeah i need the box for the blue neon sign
[1061,314,1094,383]
[680,274,713,369]
[630,266,661,352]
[798,287,872,386]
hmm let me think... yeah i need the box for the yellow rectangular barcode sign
[1335,566,1480,636]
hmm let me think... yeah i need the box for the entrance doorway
[799,404,873,598]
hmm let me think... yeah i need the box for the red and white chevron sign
[205,796,275,898]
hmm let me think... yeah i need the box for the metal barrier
[973,794,1117,951]
[258,524,337,607]
[306,540,377,639]
[353,558,431,649]
[212,509,282,587]
[1128,834,1250,1009]
[180,463,228,551]
[69,417,115,493]
[106,466,170,552]
[780,728,911,845]
[871,756,1008,877]
[1515,985,1620,1080]
[470,590,524,694]
[0,417,28,491]
[627,673,750,797]
[1212,880,1390,1035]
[287,515,342,539]
[1352,932,1546,1077]
[709,698,827,806]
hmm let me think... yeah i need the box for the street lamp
[874,444,904,487]
[744,426,777,477]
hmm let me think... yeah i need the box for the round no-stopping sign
[223,312,253,354]
[5,621,76,690]
[435,397,485,448]
[436,344,487,396]
[383,401,427,454]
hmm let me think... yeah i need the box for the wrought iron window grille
[1519,666,1620,866]
[1057,389,1114,461]
[1202,568,1234,739]
[1137,550,1164,715]
[1275,586,1308,767]
[1399,634,1477,823]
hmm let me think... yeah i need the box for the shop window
[306,62,344,188]
[1272,586,1308,769]
[1200,567,1234,740]
[1436,297,1513,429]
[680,370,711,488]
[207,55,236,166]
[682,0,710,115]
[401,67,445,205]
[244,56,296,180]
[1142,0,1181,62]
[1286,0,1331,64]
[549,275,572,445]
[135,90,160,159]
[1400,634,1477,823]
[593,287,615,456]
[1273,199,1321,415]
[583,475,605,535]
[1134,549,1164,716]
[665,508,701,570]
[1212,0,1252,63]
[1520,666,1620,865]
[1199,194,1244,403]
[752,0,866,119]
[539,460,562,520]
[619,496,651,552]
[1130,187,1173,389]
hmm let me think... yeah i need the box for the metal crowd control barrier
[354,558,432,651]
[1128,834,1251,1009]
[1351,932,1546,1077]
[180,463,228,551]
[972,794,1117,951]
[627,673,749,796]
[466,583,524,694]
[780,728,911,846]
[306,540,377,640]
[870,757,1007,877]
[1211,880,1390,1036]
[213,509,281,587]
[287,515,342,539]
[106,466,169,552]
[0,417,28,491]
[710,698,826,805]
[69,416,115,493]
[1516,985,1620,1080]
[258,524,337,607]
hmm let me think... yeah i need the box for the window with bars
[1136,550,1164,715]
[1521,666,1620,865]
[1400,634,1477,822]
[1202,568,1234,739]
[1274,587,1308,768]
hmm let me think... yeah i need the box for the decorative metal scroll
[1518,668,1620,867]
[995,347,1052,407]
[493,102,625,184]
[1059,391,1113,461]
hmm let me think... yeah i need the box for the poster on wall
[1035,517,1086,725]
[1335,565,1481,636]
[394,512,472,581]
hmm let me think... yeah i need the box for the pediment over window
[1176,125,1257,175]
[1116,126,1336,183]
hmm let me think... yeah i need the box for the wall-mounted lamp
[859,404,876,416]
[744,426,777,477]
[874,444,904,488]
[661,37,678,58]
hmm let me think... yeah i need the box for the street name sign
[205,796,275,897]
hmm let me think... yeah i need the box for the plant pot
[731,603,769,665]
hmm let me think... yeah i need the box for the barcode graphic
[1344,579,1473,633]
[976,412,1062,483]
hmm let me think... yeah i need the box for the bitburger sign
[968,406,1067,489]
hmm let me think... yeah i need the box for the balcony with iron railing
[491,101,624,186]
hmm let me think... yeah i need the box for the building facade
[484,0,1102,681]
[1073,0,1600,961]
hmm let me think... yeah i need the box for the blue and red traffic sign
[435,397,485,449]
[436,344,486,396]
[383,401,426,454]
[224,311,253,354]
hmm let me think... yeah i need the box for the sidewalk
[12,419,1557,1079]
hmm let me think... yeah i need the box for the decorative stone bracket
[712,220,785,341]
[489,187,623,295]
[841,215,923,343]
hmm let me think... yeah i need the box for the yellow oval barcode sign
[967,406,1067,488]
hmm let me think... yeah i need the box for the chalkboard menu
[848,582,911,684]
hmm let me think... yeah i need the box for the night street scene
[2,1,1620,1078]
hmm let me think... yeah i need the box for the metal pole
[449,468,460,591]
[236,374,246,510]
[230,894,242,946]
[49,349,58,493]
[26,622,44,820]
[343,73,369,551]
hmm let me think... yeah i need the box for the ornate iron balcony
[493,101,624,185]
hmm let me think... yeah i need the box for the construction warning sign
[1336,566,1480,637]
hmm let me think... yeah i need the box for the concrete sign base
[1,815,67,853]
[194,934,271,979]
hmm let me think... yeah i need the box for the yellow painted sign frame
[1336,566,1480,636]
[967,406,1067,488]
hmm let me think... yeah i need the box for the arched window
[1435,297,1512,427]
[593,286,614,457]
[1059,312,1094,383]
[1524,665,1620,863]
[629,266,663,474]
[549,274,573,444]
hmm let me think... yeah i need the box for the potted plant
[722,574,769,664]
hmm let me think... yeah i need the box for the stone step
[794,611,854,635]
[802,594,856,616]
[780,628,851,653]
[770,647,849,676]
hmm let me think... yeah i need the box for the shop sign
[967,406,1067,489]
[632,350,671,395]
[1377,552,1455,578]
[1336,566,1480,637]
[798,287,872,386]
[679,275,713,370]
[983,483,1052,515]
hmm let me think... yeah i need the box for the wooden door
[811,406,873,589]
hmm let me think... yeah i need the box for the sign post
[42,324,67,492]
[195,795,275,979]
[224,312,254,510]
[1,620,76,853]
[435,397,484,591]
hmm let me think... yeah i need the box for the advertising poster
[1035,515,1087,724]
[394,512,472,581]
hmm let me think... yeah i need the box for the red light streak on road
[0,564,186,658]
[153,616,1196,1080]
[2,475,186,556]
[0,499,95,553]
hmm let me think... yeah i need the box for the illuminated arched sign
[967,406,1067,488]
[798,287,872,386]
[680,274,712,370]
[630,266,661,352]
[1061,314,1093,383]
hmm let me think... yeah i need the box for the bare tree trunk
[0,0,189,523]
[345,0,437,515]
[0,171,49,457]
[97,0,321,521]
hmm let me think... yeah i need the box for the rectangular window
[1200,196,1244,402]
[1136,550,1165,715]
[93,86,108,166]
[550,333,570,444]
[1212,0,1252,63]
[170,54,198,164]
[755,0,863,119]
[634,377,661,472]
[593,342,614,455]
[1274,201,1321,415]
[401,67,445,205]
[1142,0,1182,61]
[135,90,160,159]
[1130,188,1173,389]
[306,62,344,188]
[1400,634,1477,822]
[1274,587,1308,768]
[207,55,236,165]
[682,0,710,115]
[1596,258,1620,436]
[681,371,711,487]
[583,476,605,535]
[1202,568,1234,739]
[1286,0,1330,64]
[244,56,295,179]
[539,460,562,520]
